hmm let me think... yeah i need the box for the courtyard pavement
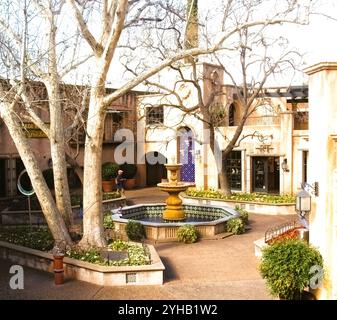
[0,187,296,300]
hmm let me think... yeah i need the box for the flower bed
[0,226,54,251]
[0,225,150,267]
[266,227,302,245]
[66,240,151,266]
[0,240,164,286]
[185,188,295,204]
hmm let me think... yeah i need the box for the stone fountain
[111,162,238,242]
[157,163,195,221]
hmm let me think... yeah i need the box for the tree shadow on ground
[159,256,180,283]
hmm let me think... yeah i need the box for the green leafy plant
[235,205,249,224]
[66,246,104,264]
[109,239,129,251]
[102,162,119,180]
[119,163,137,179]
[103,214,115,229]
[177,224,198,243]
[0,226,54,251]
[185,188,296,204]
[260,239,324,300]
[125,220,146,241]
[107,242,151,266]
[226,218,245,235]
[103,192,121,200]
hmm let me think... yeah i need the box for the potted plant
[119,163,137,189]
[102,162,119,192]
[259,238,323,300]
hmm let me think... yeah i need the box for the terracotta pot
[124,178,136,190]
[102,180,114,192]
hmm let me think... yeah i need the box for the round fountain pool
[111,204,239,242]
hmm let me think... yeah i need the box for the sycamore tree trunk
[45,17,73,227]
[46,82,73,227]
[79,85,106,248]
[1,103,72,245]
[204,117,232,195]
[218,154,231,194]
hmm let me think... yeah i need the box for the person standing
[115,169,126,196]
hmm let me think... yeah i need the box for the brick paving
[0,187,296,300]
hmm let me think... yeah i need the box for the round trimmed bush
[102,162,119,180]
[226,218,245,235]
[119,163,137,179]
[177,224,198,243]
[260,239,323,300]
[125,220,146,241]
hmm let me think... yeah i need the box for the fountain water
[157,163,195,221]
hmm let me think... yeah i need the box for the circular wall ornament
[17,169,35,196]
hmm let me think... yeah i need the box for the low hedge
[185,188,295,204]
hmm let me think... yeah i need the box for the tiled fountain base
[112,204,238,242]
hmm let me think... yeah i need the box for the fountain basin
[111,204,238,242]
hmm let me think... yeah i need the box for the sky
[4,0,335,88]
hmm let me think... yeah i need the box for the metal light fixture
[281,158,289,172]
[296,189,311,217]
[295,181,319,219]
[302,182,319,197]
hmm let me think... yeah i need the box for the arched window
[228,103,236,126]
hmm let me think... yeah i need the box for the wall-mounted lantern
[296,189,311,217]
[296,182,319,218]
[281,158,289,172]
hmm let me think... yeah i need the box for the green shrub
[103,214,115,229]
[260,239,324,300]
[226,218,245,235]
[119,163,137,179]
[235,205,249,224]
[177,224,198,243]
[125,220,146,241]
[102,162,119,180]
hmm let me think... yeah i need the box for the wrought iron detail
[264,220,302,244]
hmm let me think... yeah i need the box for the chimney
[184,0,198,63]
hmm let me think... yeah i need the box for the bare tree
[0,0,314,247]
[0,0,90,244]
[133,0,310,194]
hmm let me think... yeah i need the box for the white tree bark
[45,11,73,226]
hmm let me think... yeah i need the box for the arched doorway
[145,151,167,186]
[178,127,195,182]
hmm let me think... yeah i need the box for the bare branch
[66,0,103,56]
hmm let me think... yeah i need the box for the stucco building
[0,81,140,197]
[136,62,309,196]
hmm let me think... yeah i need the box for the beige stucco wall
[305,62,337,300]
[137,62,309,194]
